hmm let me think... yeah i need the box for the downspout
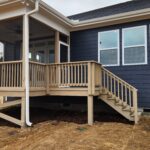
[24,0,40,126]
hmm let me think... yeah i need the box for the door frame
[59,41,70,63]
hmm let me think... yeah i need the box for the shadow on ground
[0,107,131,128]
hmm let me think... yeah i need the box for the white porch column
[87,96,94,125]
[22,14,32,126]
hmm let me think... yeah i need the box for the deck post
[87,96,94,125]
[133,89,138,124]
[0,97,4,104]
[55,31,59,63]
[21,97,26,127]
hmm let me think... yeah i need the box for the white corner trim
[59,41,70,63]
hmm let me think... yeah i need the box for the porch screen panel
[98,30,119,66]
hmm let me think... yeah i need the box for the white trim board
[58,41,70,63]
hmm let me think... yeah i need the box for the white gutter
[72,8,150,27]
[37,0,150,30]
[24,0,40,127]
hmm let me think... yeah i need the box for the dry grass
[0,108,150,150]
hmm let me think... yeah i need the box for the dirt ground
[0,108,150,150]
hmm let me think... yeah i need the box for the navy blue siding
[70,20,150,108]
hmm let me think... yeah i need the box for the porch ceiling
[0,17,55,43]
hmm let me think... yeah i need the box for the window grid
[122,25,147,66]
[98,30,120,66]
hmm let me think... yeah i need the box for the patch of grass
[76,127,87,132]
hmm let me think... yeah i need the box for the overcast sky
[43,0,131,16]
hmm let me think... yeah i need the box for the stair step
[122,106,131,112]
[122,102,127,107]
[115,101,123,106]
[107,93,113,98]
[130,114,135,117]
[99,88,136,122]
[108,97,116,101]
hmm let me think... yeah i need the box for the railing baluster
[121,83,123,102]
[78,64,80,85]
[118,80,120,99]
[129,87,132,107]
[125,85,127,104]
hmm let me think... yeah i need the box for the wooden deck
[0,61,102,97]
[0,60,138,127]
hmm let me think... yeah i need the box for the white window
[0,42,4,62]
[98,30,120,66]
[122,26,147,65]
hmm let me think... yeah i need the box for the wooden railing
[0,61,102,91]
[101,67,138,122]
[29,61,46,88]
[48,61,89,87]
[0,61,22,88]
[48,61,102,91]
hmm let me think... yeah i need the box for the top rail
[0,60,23,64]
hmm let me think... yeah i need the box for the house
[1,0,150,127]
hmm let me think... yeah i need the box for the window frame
[122,25,148,66]
[98,29,120,67]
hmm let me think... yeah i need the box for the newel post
[88,62,96,95]
[46,65,49,94]
[88,62,92,95]
[133,89,138,124]
[55,31,59,63]
[91,62,95,95]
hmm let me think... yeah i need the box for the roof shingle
[68,0,150,21]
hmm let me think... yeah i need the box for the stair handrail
[102,67,137,91]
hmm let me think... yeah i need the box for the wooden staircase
[98,67,138,123]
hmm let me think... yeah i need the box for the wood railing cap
[0,60,102,66]
[0,60,23,64]
[46,60,102,66]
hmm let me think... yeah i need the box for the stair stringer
[98,93,134,122]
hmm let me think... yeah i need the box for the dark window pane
[124,46,145,64]
[60,45,68,63]
[60,34,68,43]
[100,49,118,65]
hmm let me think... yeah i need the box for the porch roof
[1,0,150,31]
